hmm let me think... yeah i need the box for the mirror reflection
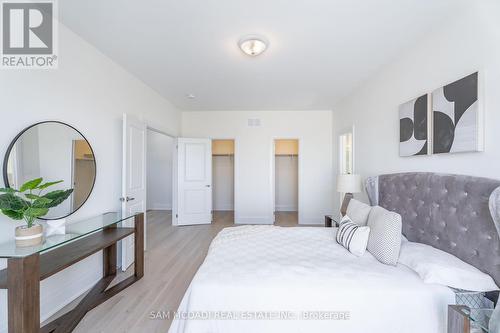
[4,122,96,219]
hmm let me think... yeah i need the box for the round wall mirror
[3,121,96,220]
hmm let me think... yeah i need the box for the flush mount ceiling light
[238,35,268,56]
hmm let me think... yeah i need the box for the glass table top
[0,212,137,258]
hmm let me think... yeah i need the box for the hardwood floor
[49,210,313,332]
[274,211,298,227]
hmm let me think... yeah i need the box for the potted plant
[0,178,73,247]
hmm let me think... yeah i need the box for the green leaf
[43,189,73,208]
[0,188,17,193]
[20,178,43,192]
[0,193,26,211]
[38,180,63,190]
[24,207,49,219]
[25,193,40,200]
[1,209,24,220]
[32,197,52,208]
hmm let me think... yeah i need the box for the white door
[175,138,212,225]
[121,114,147,271]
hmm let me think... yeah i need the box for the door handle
[205,185,211,187]
[119,196,136,202]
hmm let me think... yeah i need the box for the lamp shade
[336,174,362,193]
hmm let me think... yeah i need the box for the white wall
[0,25,180,332]
[212,156,234,211]
[147,130,174,210]
[182,111,333,224]
[275,155,298,211]
[332,1,500,212]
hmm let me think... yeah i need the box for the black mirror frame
[2,120,97,220]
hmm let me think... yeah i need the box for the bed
[169,172,500,333]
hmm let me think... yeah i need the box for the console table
[0,212,144,333]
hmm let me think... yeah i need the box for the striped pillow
[336,215,371,257]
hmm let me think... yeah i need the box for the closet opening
[273,139,299,226]
[212,139,235,224]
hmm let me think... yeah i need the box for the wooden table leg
[134,213,144,278]
[103,224,117,277]
[8,253,40,333]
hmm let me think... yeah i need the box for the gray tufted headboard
[366,172,500,287]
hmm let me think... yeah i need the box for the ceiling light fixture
[238,35,268,57]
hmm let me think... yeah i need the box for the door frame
[270,137,302,224]
[211,138,237,217]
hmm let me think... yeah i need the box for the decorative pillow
[399,241,499,291]
[346,199,372,226]
[336,215,371,257]
[366,206,402,266]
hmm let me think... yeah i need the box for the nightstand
[448,289,496,333]
[448,305,493,333]
[324,215,339,228]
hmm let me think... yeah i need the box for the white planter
[15,224,44,247]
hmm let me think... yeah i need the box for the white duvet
[169,225,455,333]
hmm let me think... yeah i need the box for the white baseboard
[235,216,273,224]
[275,205,298,212]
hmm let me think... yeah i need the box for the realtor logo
[1,0,58,68]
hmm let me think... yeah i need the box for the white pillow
[399,241,499,292]
[346,199,372,226]
[336,215,370,257]
[366,206,402,266]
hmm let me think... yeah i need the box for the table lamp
[337,174,362,216]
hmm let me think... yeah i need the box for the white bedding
[169,225,455,333]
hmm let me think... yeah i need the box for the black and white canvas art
[432,72,481,154]
[399,94,428,156]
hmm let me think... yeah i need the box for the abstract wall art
[399,94,429,157]
[432,72,482,154]
[399,72,483,157]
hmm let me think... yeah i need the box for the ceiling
[60,0,469,111]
